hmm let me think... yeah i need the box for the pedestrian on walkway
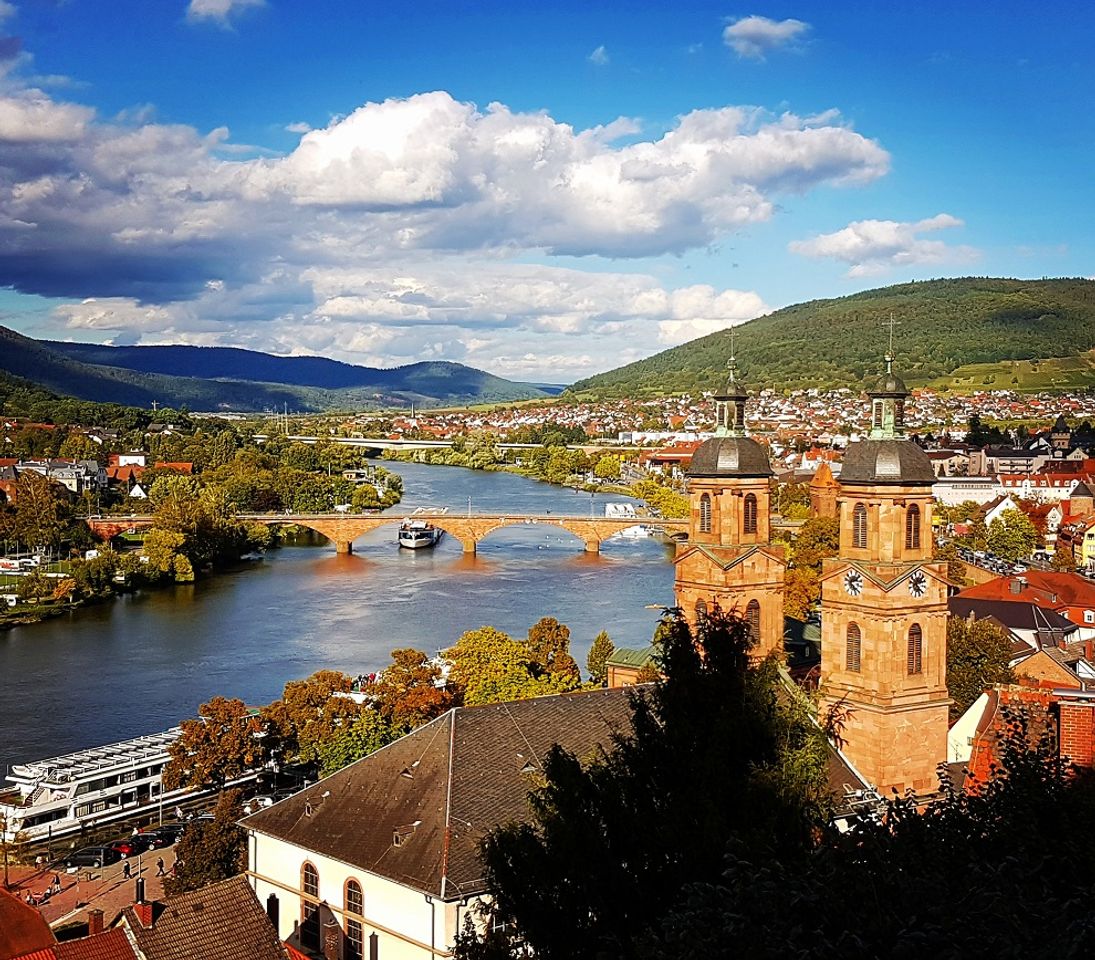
[156,857,165,877]
[123,861,132,880]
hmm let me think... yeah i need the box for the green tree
[447,627,577,706]
[987,510,1039,562]
[162,697,267,790]
[13,471,68,550]
[317,710,397,776]
[587,631,614,686]
[593,454,621,481]
[164,789,247,895]
[1050,542,1077,571]
[946,615,1016,721]
[458,608,832,960]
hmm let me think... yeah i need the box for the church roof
[809,462,840,488]
[838,439,936,485]
[867,370,909,396]
[687,436,773,478]
[242,688,634,901]
[1071,480,1095,500]
[1052,415,1070,432]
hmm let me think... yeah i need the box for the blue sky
[0,0,1090,381]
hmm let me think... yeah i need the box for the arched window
[345,879,364,960]
[872,400,883,429]
[907,624,923,675]
[746,599,761,644]
[301,862,320,951]
[694,599,708,621]
[853,503,868,549]
[743,493,758,534]
[699,493,712,533]
[905,504,921,550]
[845,622,862,672]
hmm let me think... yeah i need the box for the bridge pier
[584,539,600,554]
[335,540,353,555]
[463,539,477,555]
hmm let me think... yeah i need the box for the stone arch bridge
[87,513,689,555]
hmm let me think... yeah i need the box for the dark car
[141,824,185,847]
[64,846,121,870]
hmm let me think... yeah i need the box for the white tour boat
[398,519,443,549]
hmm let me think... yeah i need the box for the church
[672,344,950,796]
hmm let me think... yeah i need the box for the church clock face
[843,570,864,597]
[907,571,928,598]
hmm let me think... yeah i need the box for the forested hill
[0,326,549,411]
[571,278,1095,396]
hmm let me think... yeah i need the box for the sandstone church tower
[674,353,786,659]
[819,348,950,794]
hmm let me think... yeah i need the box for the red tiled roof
[958,572,1095,610]
[55,930,137,960]
[0,889,55,960]
[151,462,193,474]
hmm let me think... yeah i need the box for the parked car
[242,795,275,815]
[64,846,121,870]
[139,824,185,848]
[107,837,151,858]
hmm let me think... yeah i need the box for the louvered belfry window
[846,622,862,672]
[746,599,761,643]
[743,493,758,534]
[908,623,923,675]
[905,504,921,550]
[699,493,712,533]
[853,503,868,549]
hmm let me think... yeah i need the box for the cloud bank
[0,80,890,379]
[186,0,265,27]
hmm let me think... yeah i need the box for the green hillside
[0,326,548,411]
[571,278,1095,396]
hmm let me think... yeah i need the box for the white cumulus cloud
[723,15,809,60]
[186,0,264,27]
[588,45,609,66]
[788,214,979,277]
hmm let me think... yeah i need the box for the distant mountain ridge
[0,327,549,411]
[571,277,1095,397]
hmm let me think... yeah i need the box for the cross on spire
[882,313,900,373]
[727,327,739,382]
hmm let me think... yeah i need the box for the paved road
[7,845,178,929]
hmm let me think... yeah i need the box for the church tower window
[846,622,862,672]
[907,624,923,675]
[694,599,708,620]
[743,493,758,534]
[699,494,712,533]
[853,503,868,549]
[746,599,760,643]
[905,504,921,550]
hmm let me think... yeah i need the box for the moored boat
[398,519,443,549]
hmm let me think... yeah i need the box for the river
[0,462,675,769]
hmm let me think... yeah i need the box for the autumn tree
[162,697,267,790]
[164,789,247,895]
[587,631,614,686]
[527,617,581,682]
[946,615,1016,720]
[262,670,363,766]
[317,711,397,776]
[13,471,68,550]
[1050,542,1077,571]
[371,648,455,729]
[782,516,839,618]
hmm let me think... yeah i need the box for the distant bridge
[87,512,690,555]
[250,434,647,453]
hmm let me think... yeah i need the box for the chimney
[133,878,154,928]
[1009,577,1025,595]
[322,915,343,960]
[87,909,104,936]
[266,893,280,931]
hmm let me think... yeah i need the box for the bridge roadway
[87,512,690,555]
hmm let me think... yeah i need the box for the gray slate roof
[688,436,773,478]
[839,439,936,485]
[243,688,635,901]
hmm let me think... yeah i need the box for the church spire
[867,315,909,440]
[714,329,748,438]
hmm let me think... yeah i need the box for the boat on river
[0,728,261,844]
[398,519,443,549]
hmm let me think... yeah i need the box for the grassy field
[923,351,1095,393]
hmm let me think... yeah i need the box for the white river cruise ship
[0,729,186,843]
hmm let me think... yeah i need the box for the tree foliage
[459,607,832,960]
[947,615,1017,721]
[164,789,247,895]
[447,625,581,707]
[370,648,455,729]
[986,509,1039,561]
[586,630,614,686]
[162,697,267,790]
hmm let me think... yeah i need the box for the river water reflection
[0,462,675,767]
